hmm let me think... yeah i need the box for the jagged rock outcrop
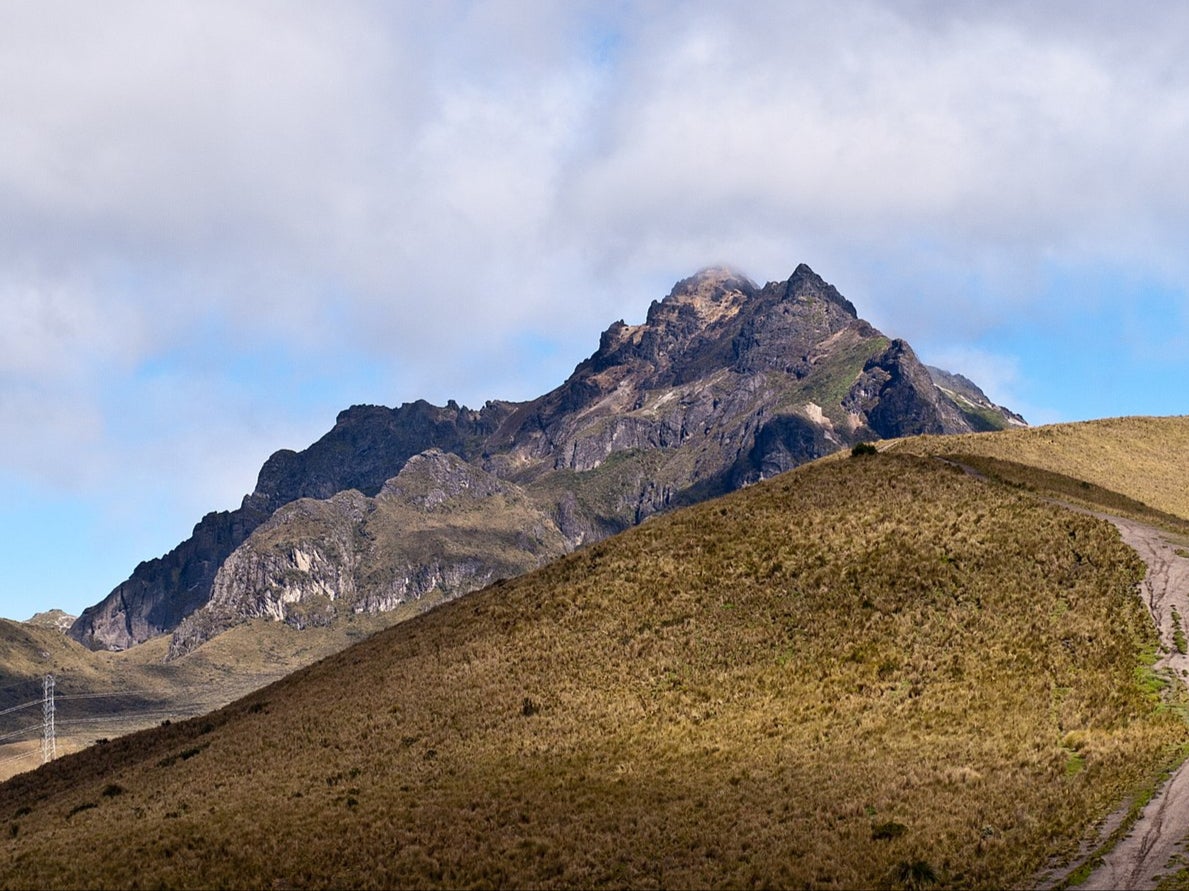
[70,401,514,650]
[846,339,963,439]
[926,365,1027,431]
[70,263,1027,654]
[168,450,568,657]
[69,504,272,651]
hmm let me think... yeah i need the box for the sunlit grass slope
[888,415,1189,522]
[1,453,1183,889]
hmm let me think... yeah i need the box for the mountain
[166,450,567,658]
[925,365,1027,432]
[6,436,1185,890]
[69,264,1024,654]
[25,610,75,633]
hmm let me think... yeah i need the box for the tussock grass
[888,416,1189,522]
[0,454,1181,889]
[942,454,1189,537]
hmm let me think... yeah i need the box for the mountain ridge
[69,263,1024,654]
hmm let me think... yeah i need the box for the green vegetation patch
[797,334,890,412]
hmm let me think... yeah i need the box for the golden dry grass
[887,415,1189,521]
[0,453,1182,890]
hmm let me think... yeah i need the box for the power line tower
[41,674,56,764]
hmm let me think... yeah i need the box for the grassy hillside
[0,452,1182,889]
[888,415,1189,523]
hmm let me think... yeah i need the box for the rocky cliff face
[69,504,272,651]
[926,365,1027,432]
[69,401,514,650]
[167,449,567,657]
[70,263,1026,654]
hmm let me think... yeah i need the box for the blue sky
[2,1,1189,622]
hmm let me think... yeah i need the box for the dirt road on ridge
[1052,513,1189,890]
[929,458,1189,887]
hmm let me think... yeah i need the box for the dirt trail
[931,458,1189,887]
[1045,513,1189,890]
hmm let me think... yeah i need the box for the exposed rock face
[70,505,271,651]
[926,365,1028,431]
[167,450,566,657]
[70,401,514,650]
[25,610,75,632]
[69,263,1026,654]
[847,339,962,439]
[248,400,514,508]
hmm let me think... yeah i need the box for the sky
[3,0,1189,623]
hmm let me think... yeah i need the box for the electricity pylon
[41,674,56,764]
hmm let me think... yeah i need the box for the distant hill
[23,610,74,633]
[69,263,1024,655]
[0,609,425,783]
[3,441,1183,889]
[889,415,1189,522]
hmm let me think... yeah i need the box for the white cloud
[4,1,1189,616]
[5,1,1187,376]
[0,277,142,377]
[563,3,1189,301]
[0,1,624,370]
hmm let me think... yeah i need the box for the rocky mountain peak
[72,261,1027,654]
[781,263,858,317]
[25,609,75,632]
[658,265,758,324]
[378,448,507,511]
